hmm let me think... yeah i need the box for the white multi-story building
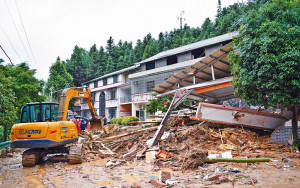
[81,65,138,119]
[129,32,235,121]
[81,32,235,120]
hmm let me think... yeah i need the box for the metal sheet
[195,103,287,130]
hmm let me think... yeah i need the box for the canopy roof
[153,43,235,101]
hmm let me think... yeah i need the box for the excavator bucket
[90,116,103,131]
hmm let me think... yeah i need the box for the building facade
[81,65,138,119]
[81,32,235,120]
[129,32,234,121]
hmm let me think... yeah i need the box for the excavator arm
[57,87,103,130]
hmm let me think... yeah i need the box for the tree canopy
[45,57,74,95]
[228,0,300,109]
[0,71,17,141]
[0,61,46,140]
[0,62,47,112]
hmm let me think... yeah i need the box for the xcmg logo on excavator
[19,129,41,134]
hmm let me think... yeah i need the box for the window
[51,104,58,121]
[41,104,50,122]
[167,55,178,65]
[30,105,40,122]
[108,107,117,118]
[134,80,141,86]
[146,61,155,70]
[94,81,98,88]
[103,78,107,86]
[99,92,106,117]
[21,106,29,123]
[146,81,155,92]
[108,89,116,100]
[113,75,118,83]
[191,48,205,59]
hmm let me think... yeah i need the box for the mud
[1,150,300,187]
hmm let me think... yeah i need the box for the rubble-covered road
[1,150,300,187]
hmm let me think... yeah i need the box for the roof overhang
[155,43,235,101]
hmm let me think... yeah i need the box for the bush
[121,116,140,126]
[115,117,126,125]
[110,118,116,124]
[110,117,127,125]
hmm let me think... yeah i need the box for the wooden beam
[166,80,174,85]
[196,81,232,94]
[219,59,230,66]
[158,85,168,89]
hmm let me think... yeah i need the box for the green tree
[116,56,124,70]
[142,42,158,60]
[182,27,194,45]
[0,62,46,112]
[106,36,115,55]
[66,45,89,86]
[0,71,17,141]
[105,56,114,74]
[45,57,73,95]
[228,0,300,143]
[199,18,214,40]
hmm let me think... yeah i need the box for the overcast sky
[0,0,239,81]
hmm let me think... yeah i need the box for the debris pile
[78,119,300,186]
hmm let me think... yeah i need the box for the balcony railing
[120,96,131,104]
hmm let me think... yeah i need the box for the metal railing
[120,96,131,103]
[0,141,11,150]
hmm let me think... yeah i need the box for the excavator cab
[20,102,59,123]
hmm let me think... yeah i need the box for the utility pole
[177,11,185,30]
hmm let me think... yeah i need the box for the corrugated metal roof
[83,64,139,84]
[153,43,234,100]
[137,31,237,65]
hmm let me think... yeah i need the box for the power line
[3,0,33,65]
[0,23,22,62]
[14,0,37,65]
[0,45,14,65]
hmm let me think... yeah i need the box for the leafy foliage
[146,95,173,114]
[228,0,300,109]
[0,62,47,113]
[121,116,140,126]
[0,61,46,140]
[45,57,73,95]
[146,95,192,114]
[110,117,126,125]
[0,71,17,141]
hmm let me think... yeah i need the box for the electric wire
[0,23,22,62]
[0,45,14,65]
[3,0,33,65]
[14,0,37,65]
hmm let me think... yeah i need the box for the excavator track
[22,149,42,167]
[69,144,84,164]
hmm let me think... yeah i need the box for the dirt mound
[181,148,208,169]
[169,124,209,169]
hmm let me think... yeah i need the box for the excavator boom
[57,87,103,130]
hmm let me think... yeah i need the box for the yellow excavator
[10,87,103,167]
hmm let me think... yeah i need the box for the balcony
[120,96,131,104]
